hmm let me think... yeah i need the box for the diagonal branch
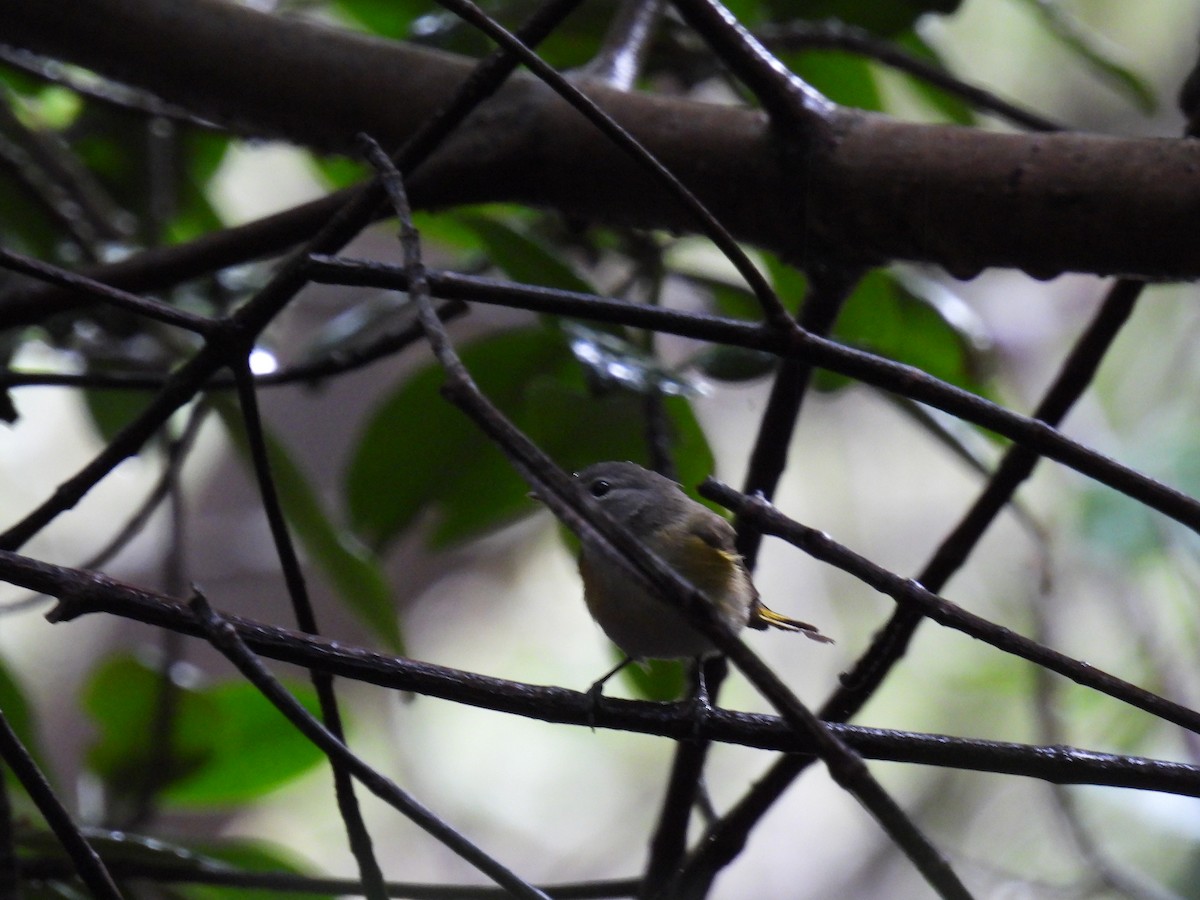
[0,711,122,899]
[187,592,551,900]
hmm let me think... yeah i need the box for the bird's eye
[589,479,611,498]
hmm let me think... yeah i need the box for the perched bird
[574,461,831,691]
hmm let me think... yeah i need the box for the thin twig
[0,88,134,245]
[17,856,638,898]
[680,277,1148,887]
[1031,582,1183,900]
[0,44,216,127]
[0,245,217,335]
[824,278,1145,722]
[83,401,209,572]
[0,300,467,393]
[0,710,122,899]
[584,0,667,90]
[121,416,196,830]
[305,257,1200,536]
[645,267,860,898]
[227,357,386,899]
[187,591,550,900]
[753,20,1064,132]
[669,0,834,127]
[736,266,862,567]
[640,655,723,898]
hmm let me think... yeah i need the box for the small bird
[574,461,831,692]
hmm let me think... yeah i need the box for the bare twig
[0,300,466,393]
[305,257,1200,536]
[0,0,590,553]
[585,0,667,90]
[0,44,216,127]
[700,480,1200,736]
[754,20,1065,132]
[227,357,386,897]
[83,401,209,573]
[824,277,1145,722]
[669,0,835,127]
[0,245,217,335]
[0,710,122,899]
[736,266,862,567]
[17,856,639,899]
[186,591,550,900]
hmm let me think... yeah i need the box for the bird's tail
[751,602,834,644]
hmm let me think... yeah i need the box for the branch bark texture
[4,0,1200,280]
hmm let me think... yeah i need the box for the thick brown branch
[2,0,1199,281]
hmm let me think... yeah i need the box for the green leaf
[0,61,45,95]
[0,163,68,257]
[720,0,765,26]
[84,654,325,808]
[332,0,435,40]
[69,108,230,247]
[346,325,714,548]
[345,327,570,548]
[693,344,778,382]
[1015,0,1156,113]
[309,153,370,190]
[160,680,325,806]
[84,387,150,444]
[819,269,993,395]
[783,50,881,111]
[29,86,84,131]
[215,401,403,652]
[166,130,230,245]
[453,212,597,295]
[621,655,688,703]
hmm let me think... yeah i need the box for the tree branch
[1,0,1199,282]
[7,551,1195,797]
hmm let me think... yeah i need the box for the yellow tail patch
[755,605,834,644]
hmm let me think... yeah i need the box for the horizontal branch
[1,548,1197,796]
[304,257,1200,537]
[2,0,1199,282]
[16,858,640,899]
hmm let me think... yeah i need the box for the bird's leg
[586,655,634,730]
